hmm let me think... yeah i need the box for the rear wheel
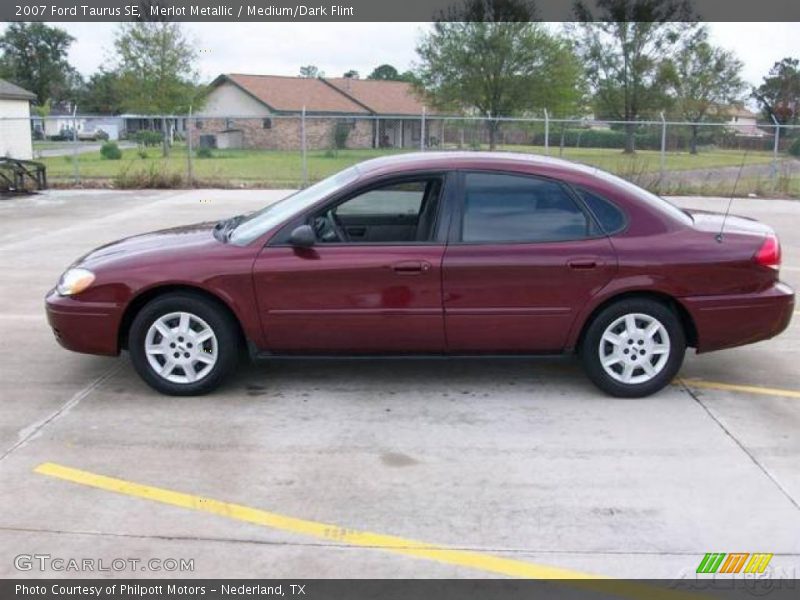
[581,298,686,398]
[129,293,240,396]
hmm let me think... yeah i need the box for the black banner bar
[3,579,800,600]
[3,0,800,23]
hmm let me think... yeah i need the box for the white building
[0,79,35,160]
[724,106,767,138]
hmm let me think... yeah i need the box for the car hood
[76,221,218,268]
[686,209,774,237]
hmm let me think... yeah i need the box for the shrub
[134,130,163,147]
[137,148,148,159]
[100,142,122,160]
[95,129,110,141]
[113,163,183,189]
[332,121,351,149]
[196,147,214,159]
[788,137,800,157]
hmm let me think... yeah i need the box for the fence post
[544,109,549,156]
[771,114,780,185]
[301,106,308,187]
[71,107,80,185]
[420,106,426,152]
[660,111,666,185]
[186,108,193,186]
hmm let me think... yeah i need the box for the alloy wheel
[598,313,671,385]
[144,311,218,384]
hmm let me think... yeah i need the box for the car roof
[354,151,600,179]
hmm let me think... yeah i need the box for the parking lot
[0,188,798,580]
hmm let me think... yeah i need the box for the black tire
[580,298,686,398]
[129,293,240,396]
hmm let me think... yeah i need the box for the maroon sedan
[46,153,794,397]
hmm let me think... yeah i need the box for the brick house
[193,74,436,151]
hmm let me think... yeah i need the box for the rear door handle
[568,259,598,270]
[392,260,431,274]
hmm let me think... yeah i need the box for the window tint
[461,173,590,243]
[336,181,426,217]
[578,189,627,234]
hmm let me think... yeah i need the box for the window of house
[195,120,203,130]
[225,118,234,129]
[262,118,272,130]
[461,173,591,243]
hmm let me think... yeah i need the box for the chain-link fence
[2,111,798,196]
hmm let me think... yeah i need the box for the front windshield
[228,166,360,245]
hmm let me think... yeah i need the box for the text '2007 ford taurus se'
[46,152,794,397]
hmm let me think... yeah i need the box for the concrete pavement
[0,189,798,580]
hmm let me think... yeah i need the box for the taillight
[754,234,781,270]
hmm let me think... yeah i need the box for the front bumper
[45,289,122,356]
[681,282,795,353]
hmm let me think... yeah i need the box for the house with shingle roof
[0,79,36,159]
[193,73,438,150]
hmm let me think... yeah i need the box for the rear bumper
[45,289,121,356]
[681,282,794,353]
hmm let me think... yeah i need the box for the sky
[3,22,798,90]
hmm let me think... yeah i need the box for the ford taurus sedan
[46,152,794,397]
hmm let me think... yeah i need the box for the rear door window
[461,172,591,243]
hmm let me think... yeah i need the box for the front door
[443,171,617,353]
[253,175,448,353]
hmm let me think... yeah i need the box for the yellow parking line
[33,462,706,600]
[34,462,597,579]
[679,378,800,399]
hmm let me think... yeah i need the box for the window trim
[448,170,607,245]
[268,171,453,247]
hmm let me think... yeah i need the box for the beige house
[724,105,767,138]
[0,79,35,160]
[193,74,436,150]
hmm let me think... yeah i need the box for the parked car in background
[46,153,794,397]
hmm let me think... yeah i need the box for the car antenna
[716,149,749,243]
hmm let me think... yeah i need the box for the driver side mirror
[289,224,316,248]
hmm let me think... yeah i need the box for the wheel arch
[118,284,246,352]
[574,290,698,352]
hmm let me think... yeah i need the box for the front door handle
[568,259,599,270]
[392,260,431,274]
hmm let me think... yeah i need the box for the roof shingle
[221,74,369,114]
[324,78,430,116]
[0,79,36,101]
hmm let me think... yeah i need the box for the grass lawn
[40,143,779,188]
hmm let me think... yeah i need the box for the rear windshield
[589,169,692,225]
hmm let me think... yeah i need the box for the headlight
[57,268,95,296]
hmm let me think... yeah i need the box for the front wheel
[129,293,240,396]
[580,298,686,398]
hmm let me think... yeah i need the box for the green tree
[78,70,125,114]
[343,70,360,79]
[752,58,800,126]
[368,64,401,80]
[572,0,696,153]
[661,27,745,154]
[0,22,81,106]
[113,22,199,114]
[299,65,323,78]
[415,0,584,149]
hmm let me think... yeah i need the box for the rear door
[442,171,617,353]
[253,173,451,353]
